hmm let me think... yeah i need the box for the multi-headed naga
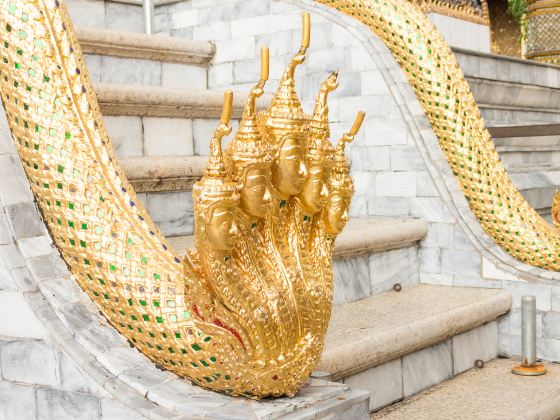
[4,0,560,402]
[0,0,364,397]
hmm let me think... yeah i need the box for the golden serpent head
[261,13,310,198]
[324,112,365,234]
[193,92,240,252]
[299,72,339,214]
[226,47,273,220]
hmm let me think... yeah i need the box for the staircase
[489,124,560,220]
[61,24,519,417]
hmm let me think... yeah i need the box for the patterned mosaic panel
[526,0,560,64]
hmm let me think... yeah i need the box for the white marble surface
[145,191,194,236]
[1,340,58,387]
[333,256,371,305]
[344,358,403,412]
[143,117,194,157]
[103,116,143,158]
[369,246,419,294]
[402,340,453,397]
[452,321,499,374]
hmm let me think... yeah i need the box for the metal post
[142,0,155,35]
[512,296,547,376]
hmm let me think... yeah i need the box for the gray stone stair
[488,125,560,219]
[320,284,511,412]
[373,358,560,419]
[455,48,560,126]
[78,28,212,89]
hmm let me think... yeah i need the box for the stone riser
[493,135,560,148]
[343,321,500,413]
[104,115,239,160]
[498,148,560,170]
[66,0,145,33]
[85,54,208,90]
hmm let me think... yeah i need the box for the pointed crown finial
[331,111,365,192]
[262,12,310,136]
[226,48,273,179]
[194,91,239,216]
[307,71,339,166]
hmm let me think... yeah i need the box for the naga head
[260,12,311,199]
[324,111,365,235]
[299,71,338,214]
[226,47,273,220]
[193,91,240,253]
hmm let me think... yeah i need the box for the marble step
[96,83,269,119]
[373,358,560,419]
[79,28,213,89]
[97,85,270,160]
[319,284,511,412]
[65,0,147,33]
[496,145,560,170]
[455,48,560,126]
[167,217,428,305]
[508,170,560,218]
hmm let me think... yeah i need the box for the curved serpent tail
[317,0,560,271]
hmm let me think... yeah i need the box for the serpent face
[299,164,331,214]
[240,167,272,219]
[206,205,238,252]
[323,190,351,235]
[272,133,308,197]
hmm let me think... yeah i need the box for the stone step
[509,170,560,219]
[65,0,146,33]
[496,145,560,170]
[167,217,428,305]
[97,85,269,159]
[372,358,560,419]
[454,48,560,126]
[79,28,212,89]
[78,28,214,65]
[318,284,511,412]
[96,83,268,119]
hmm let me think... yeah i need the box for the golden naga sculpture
[0,0,366,397]
[3,0,560,402]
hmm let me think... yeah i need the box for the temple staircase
[52,22,521,418]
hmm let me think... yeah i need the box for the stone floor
[373,358,560,419]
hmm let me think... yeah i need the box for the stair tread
[77,28,214,65]
[166,217,427,260]
[95,83,270,118]
[373,358,560,419]
[318,284,511,380]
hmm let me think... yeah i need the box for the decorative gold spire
[226,47,273,176]
[331,111,366,191]
[553,191,560,228]
[261,12,310,136]
[307,71,339,166]
[193,91,240,217]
